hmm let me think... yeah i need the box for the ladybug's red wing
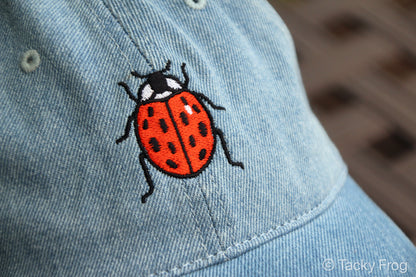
[168,92,214,174]
[138,102,191,175]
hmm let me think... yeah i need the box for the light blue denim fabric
[0,0,414,276]
[186,176,416,276]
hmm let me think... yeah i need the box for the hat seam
[180,181,210,255]
[84,1,135,71]
[198,183,225,251]
[90,0,154,71]
[213,185,236,244]
[148,166,348,276]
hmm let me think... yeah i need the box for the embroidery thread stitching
[181,183,209,255]
[116,61,244,203]
[148,169,348,276]
[97,0,154,70]
[85,1,135,71]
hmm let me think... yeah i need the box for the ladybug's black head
[133,60,184,102]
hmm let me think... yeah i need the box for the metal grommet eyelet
[184,0,207,10]
[20,50,41,73]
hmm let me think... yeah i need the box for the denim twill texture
[1,0,346,276]
[187,176,416,276]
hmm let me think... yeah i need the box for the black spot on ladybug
[148,107,154,117]
[149,137,161,152]
[159,118,168,133]
[192,104,201,114]
[168,142,176,154]
[166,159,178,169]
[189,135,196,147]
[142,119,149,130]
[199,149,207,160]
[198,122,208,137]
[180,96,188,105]
[180,112,189,126]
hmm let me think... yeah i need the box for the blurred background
[268,0,416,244]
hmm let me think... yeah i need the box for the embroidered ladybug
[117,61,244,203]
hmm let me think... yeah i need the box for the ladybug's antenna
[181,63,189,88]
[131,71,150,79]
[161,60,171,73]
[131,60,172,78]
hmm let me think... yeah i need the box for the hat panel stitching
[180,183,209,255]
[86,0,154,71]
[148,168,348,276]
[198,184,225,251]
[84,1,135,71]
[198,168,237,249]
[219,197,236,244]
[213,184,236,244]
[150,202,325,276]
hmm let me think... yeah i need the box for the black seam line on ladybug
[165,101,194,173]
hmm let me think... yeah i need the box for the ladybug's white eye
[142,84,154,101]
[166,78,182,90]
[154,91,172,99]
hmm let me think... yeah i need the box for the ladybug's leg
[116,113,134,144]
[181,63,189,88]
[194,93,226,111]
[139,152,155,203]
[162,60,172,73]
[117,82,139,103]
[215,128,244,169]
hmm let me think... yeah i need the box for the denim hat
[1,0,415,276]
